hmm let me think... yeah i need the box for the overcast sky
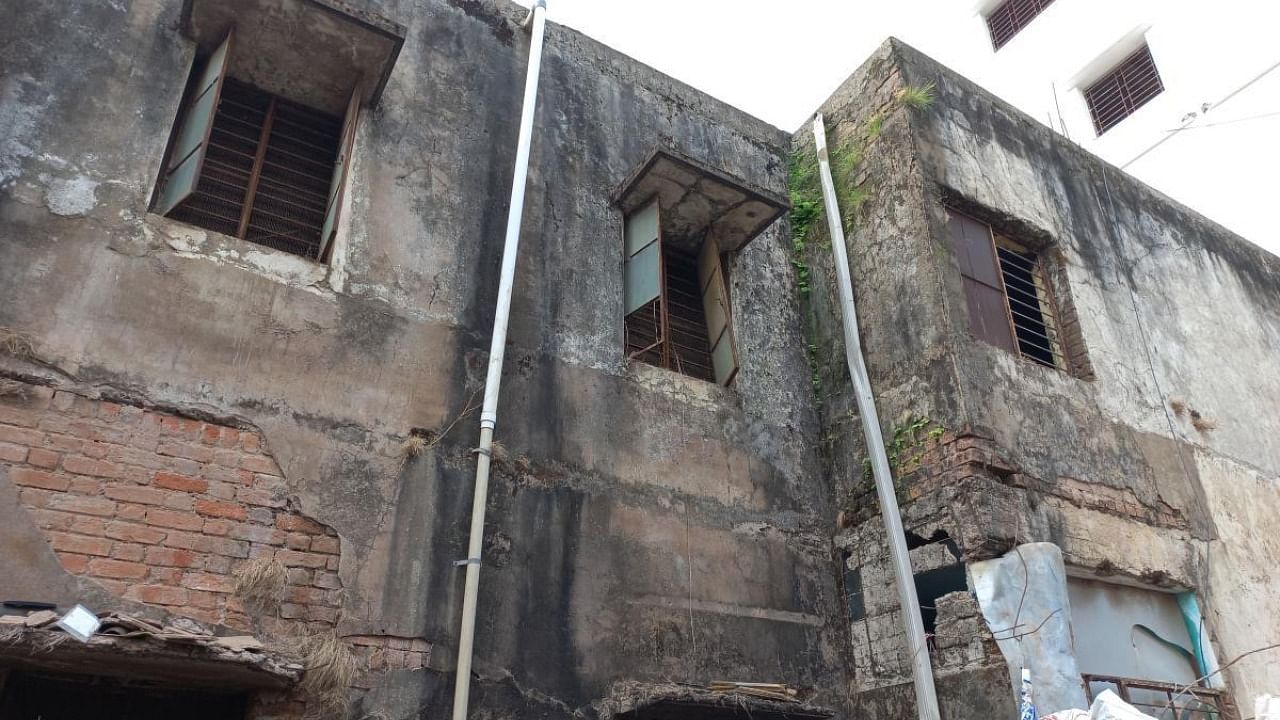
[516,1,1279,255]
[528,0,931,130]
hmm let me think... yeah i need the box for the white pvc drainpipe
[450,2,547,719]
[811,113,942,720]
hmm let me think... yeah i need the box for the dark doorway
[0,670,248,720]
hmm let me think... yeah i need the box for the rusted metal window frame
[986,0,1056,50]
[1081,673,1237,720]
[945,207,1088,376]
[621,204,738,386]
[156,37,359,264]
[1084,43,1165,135]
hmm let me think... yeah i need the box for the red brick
[51,391,75,411]
[194,499,247,521]
[276,550,328,569]
[226,523,284,545]
[206,480,237,500]
[157,441,213,463]
[237,486,285,508]
[312,571,341,590]
[182,572,235,593]
[203,519,230,536]
[310,536,340,555]
[204,555,232,574]
[326,556,339,571]
[57,552,90,574]
[161,530,201,550]
[0,405,39,428]
[68,476,101,495]
[88,558,148,579]
[218,428,241,448]
[45,434,81,452]
[163,492,194,511]
[211,449,241,468]
[145,547,200,567]
[149,566,183,584]
[285,533,310,551]
[48,532,113,557]
[188,589,220,608]
[162,456,202,476]
[116,503,147,521]
[203,466,253,486]
[275,515,326,534]
[241,433,261,452]
[0,425,42,446]
[100,402,122,418]
[95,579,130,596]
[112,542,145,562]
[68,421,127,444]
[105,485,168,505]
[62,456,123,478]
[146,508,205,531]
[18,487,51,507]
[81,442,111,459]
[192,535,249,558]
[200,424,221,445]
[105,521,166,544]
[153,471,208,493]
[47,494,116,517]
[0,441,28,462]
[159,416,183,435]
[10,468,70,491]
[239,454,277,474]
[279,602,307,620]
[126,585,189,606]
[181,607,223,625]
[27,447,61,468]
[286,568,313,585]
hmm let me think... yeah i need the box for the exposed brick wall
[0,382,342,631]
[348,635,433,689]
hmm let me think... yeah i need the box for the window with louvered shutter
[1084,43,1164,135]
[156,41,359,263]
[986,0,1056,50]
[622,206,739,386]
[945,208,1092,377]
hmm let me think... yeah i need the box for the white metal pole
[811,113,942,720]
[450,3,547,719]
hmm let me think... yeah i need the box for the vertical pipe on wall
[811,113,942,720]
[450,2,548,719]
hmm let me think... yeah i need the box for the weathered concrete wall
[0,0,844,717]
[799,38,1279,713]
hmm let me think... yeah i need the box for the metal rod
[811,112,941,720]
[450,2,547,719]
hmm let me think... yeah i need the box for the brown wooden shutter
[319,83,363,262]
[946,209,1017,353]
[156,30,232,216]
[698,238,738,386]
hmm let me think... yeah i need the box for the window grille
[623,202,739,386]
[986,0,1056,50]
[155,30,361,263]
[946,208,1091,377]
[1084,43,1164,135]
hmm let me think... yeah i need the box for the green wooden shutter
[155,31,232,217]
[624,202,662,315]
[698,238,738,386]
[319,83,363,262]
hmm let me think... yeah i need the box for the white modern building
[905,0,1280,253]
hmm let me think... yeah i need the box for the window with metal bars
[153,30,361,263]
[622,202,739,386]
[985,0,1056,50]
[946,208,1092,377]
[1084,43,1164,135]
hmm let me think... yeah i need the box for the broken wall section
[0,380,342,633]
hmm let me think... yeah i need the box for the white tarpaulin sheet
[970,542,1089,715]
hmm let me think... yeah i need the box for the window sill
[625,360,738,411]
[147,214,336,294]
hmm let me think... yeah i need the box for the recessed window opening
[986,0,1056,50]
[1084,42,1164,135]
[623,201,739,386]
[914,564,967,636]
[945,207,1089,375]
[154,31,362,263]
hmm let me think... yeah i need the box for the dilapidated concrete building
[0,1,1276,719]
